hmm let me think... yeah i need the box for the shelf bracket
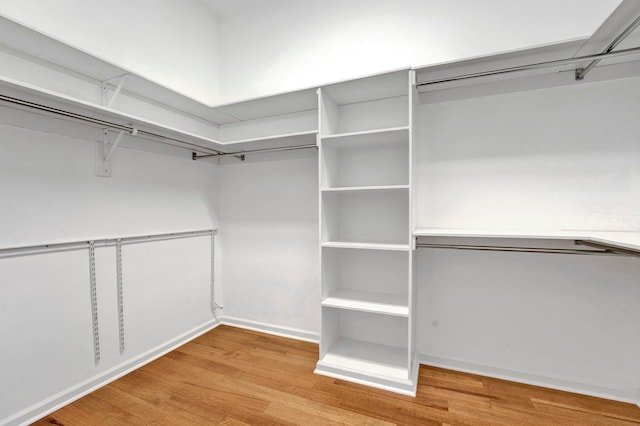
[101,74,128,108]
[96,128,136,177]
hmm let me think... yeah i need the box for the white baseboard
[3,318,221,426]
[419,353,640,406]
[220,316,319,343]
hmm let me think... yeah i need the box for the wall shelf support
[101,74,128,108]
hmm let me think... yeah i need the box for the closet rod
[0,229,215,259]
[192,143,318,161]
[415,243,620,256]
[576,14,640,80]
[415,45,640,88]
[0,94,224,156]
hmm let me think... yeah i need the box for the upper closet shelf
[0,16,322,157]
[413,228,640,254]
[413,20,640,106]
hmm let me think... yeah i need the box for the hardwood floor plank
[31,325,640,425]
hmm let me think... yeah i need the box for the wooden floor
[34,325,640,425]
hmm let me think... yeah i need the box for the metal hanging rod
[416,46,640,88]
[0,229,215,259]
[0,94,223,156]
[415,243,621,256]
[192,143,318,161]
[576,14,640,81]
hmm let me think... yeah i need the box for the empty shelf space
[322,290,408,316]
[322,241,410,251]
[321,185,409,193]
[319,338,409,381]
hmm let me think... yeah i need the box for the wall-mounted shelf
[0,16,321,160]
[413,228,640,255]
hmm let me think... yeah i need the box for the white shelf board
[322,241,410,251]
[318,338,409,381]
[213,88,318,122]
[322,290,408,317]
[321,126,409,142]
[413,228,640,253]
[321,185,409,193]
[0,75,320,156]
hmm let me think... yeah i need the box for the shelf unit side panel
[408,70,419,371]
[320,88,340,137]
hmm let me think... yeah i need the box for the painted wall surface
[0,117,220,423]
[414,76,640,396]
[218,150,320,335]
[0,0,219,105]
[217,0,622,102]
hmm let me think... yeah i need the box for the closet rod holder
[416,46,640,88]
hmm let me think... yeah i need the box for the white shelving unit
[315,70,418,395]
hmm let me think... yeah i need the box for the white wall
[414,76,640,399]
[0,113,220,425]
[218,0,622,102]
[0,0,220,105]
[218,150,320,338]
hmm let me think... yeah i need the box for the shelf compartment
[321,127,409,188]
[320,70,410,136]
[319,308,409,379]
[322,247,408,316]
[322,190,409,246]
[318,338,409,381]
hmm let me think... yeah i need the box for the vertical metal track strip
[116,239,125,354]
[211,229,221,314]
[88,241,100,364]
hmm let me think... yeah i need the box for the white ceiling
[200,0,262,17]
